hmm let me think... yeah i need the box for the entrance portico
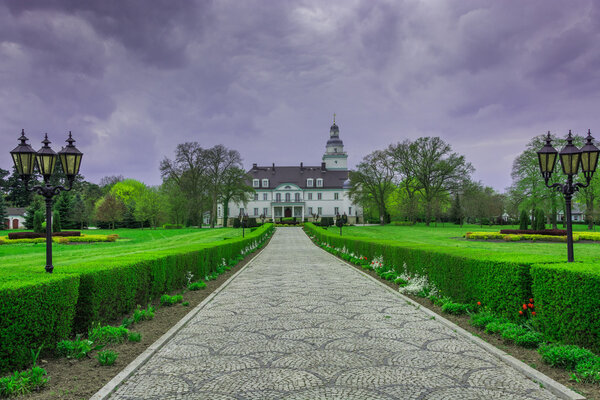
[271,202,305,221]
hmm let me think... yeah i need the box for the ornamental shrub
[33,210,44,234]
[519,209,529,230]
[538,344,596,370]
[52,210,61,233]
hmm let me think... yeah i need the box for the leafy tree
[388,141,421,223]
[161,179,188,226]
[0,194,7,230]
[0,168,9,195]
[5,166,36,207]
[519,209,529,230]
[535,209,546,230]
[219,167,253,227]
[99,175,124,194]
[349,150,396,225]
[409,137,474,225]
[95,194,126,230]
[134,187,165,229]
[52,210,61,233]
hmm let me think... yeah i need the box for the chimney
[300,162,304,171]
[272,162,275,173]
[252,163,257,170]
[321,162,326,171]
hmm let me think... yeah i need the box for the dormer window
[262,179,269,188]
[307,178,314,187]
[316,178,323,187]
[253,179,259,188]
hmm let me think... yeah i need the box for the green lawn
[327,223,600,263]
[0,228,243,281]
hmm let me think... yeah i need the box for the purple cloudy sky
[1,0,599,191]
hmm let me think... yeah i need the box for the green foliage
[128,332,142,342]
[534,209,546,230]
[519,209,529,230]
[0,196,7,231]
[441,302,474,315]
[88,324,129,345]
[56,336,99,359]
[0,366,48,397]
[160,294,183,306]
[163,224,183,229]
[97,350,118,366]
[182,301,189,307]
[52,210,61,233]
[33,210,44,234]
[514,331,545,348]
[469,311,497,329]
[538,344,597,370]
[574,358,600,383]
[132,305,155,324]
[188,281,207,291]
[531,262,600,352]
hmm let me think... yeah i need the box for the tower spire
[333,113,336,124]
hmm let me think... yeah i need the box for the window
[285,193,291,202]
[334,193,339,200]
[252,179,259,188]
[295,193,300,202]
[263,207,268,216]
[317,207,322,215]
[263,193,268,201]
[307,178,314,187]
[316,178,323,187]
[349,206,352,215]
[253,208,258,216]
[308,207,313,215]
[254,193,259,201]
[308,193,313,200]
[262,179,269,188]
[276,193,281,202]
[334,207,339,215]
[317,193,322,200]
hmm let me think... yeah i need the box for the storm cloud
[1,0,599,190]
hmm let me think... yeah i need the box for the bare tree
[160,142,209,226]
[204,145,243,228]
[219,167,254,227]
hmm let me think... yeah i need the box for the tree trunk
[588,198,594,230]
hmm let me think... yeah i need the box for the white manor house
[224,120,363,224]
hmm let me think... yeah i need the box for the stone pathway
[108,228,560,399]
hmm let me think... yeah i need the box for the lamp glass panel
[561,154,573,175]
[73,154,82,175]
[23,153,35,175]
[37,154,57,176]
[11,153,22,175]
[571,153,581,174]
[581,151,599,173]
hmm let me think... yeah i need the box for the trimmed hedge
[305,223,537,319]
[500,229,566,236]
[0,224,274,372]
[0,275,79,372]
[7,231,81,240]
[531,262,600,353]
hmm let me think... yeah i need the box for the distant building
[224,118,362,224]
[5,207,26,230]
[557,204,586,222]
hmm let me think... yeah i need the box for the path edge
[310,233,585,400]
[89,243,268,400]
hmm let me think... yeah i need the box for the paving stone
[109,228,560,399]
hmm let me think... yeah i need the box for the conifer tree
[519,209,529,230]
[0,195,7,230]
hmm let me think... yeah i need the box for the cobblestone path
[109,228,560,399]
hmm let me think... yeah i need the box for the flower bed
[0,234,118,245]
[465,231,600,242]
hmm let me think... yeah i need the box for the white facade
[226,120,361,223]
[5,208,26,230]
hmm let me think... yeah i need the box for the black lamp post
[10,130,83,273]
[239,211,248,237]
[537,130,599,262]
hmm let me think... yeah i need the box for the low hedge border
[304,223,600,352]
[0,235,118,245]
[0,224,274,372]
[466,231,600,242]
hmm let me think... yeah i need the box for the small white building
[226,119,362,224]
[5,207,26,230]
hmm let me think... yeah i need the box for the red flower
[529,298,534,303]
[531,311,536,316]
[522,304,527,310]
[528,303,534,309]
[519,311,524,315]
[477,301,481,306]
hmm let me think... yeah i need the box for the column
[301,206,304,223]
[271,206,274,222]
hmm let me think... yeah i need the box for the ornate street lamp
[537,130,599,262]
[239,211,248,238]
[10,130,83,273]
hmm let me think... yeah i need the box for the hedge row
[305,223,537,319]
[305,223,600,352]
[531,262,600,353]
[0,224,274,372]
